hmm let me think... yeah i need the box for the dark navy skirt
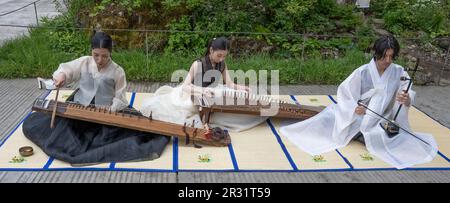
[23,109,170,166]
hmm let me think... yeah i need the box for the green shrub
[372,0,450,37]
[40,15,90,56]
[162,0,362,55]
[355,23,376,51]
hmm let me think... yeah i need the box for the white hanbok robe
[140,85,267,132]
[280,59,438,169]
[53,56,128,111]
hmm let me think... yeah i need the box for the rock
[435,37,450,50]
[405,54,418,63]
[342,33,354,38]
[373,28,391,36]
[417,31,427,38]
[229,36,274,56]
[128,31,144,48]
[261,46,275,53]
[372,18,385,27]
[336,0,354,4]
[414,71,434,85]
[417,65,425,71]
[320,48,340,59]
[422,43,442,53]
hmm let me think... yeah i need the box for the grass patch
[0,29,77,78]
[0,28,384,85]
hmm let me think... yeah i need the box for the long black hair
[91,31,113,53]
[372,35,400,61]
[205,37,230,56]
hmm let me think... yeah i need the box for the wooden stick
[50,87,60,128]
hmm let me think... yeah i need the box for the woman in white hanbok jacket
[23,32,170,165]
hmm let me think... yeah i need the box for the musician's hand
[202,88,214,98]
[355,105,366,115]
[53,72,66,88]
[235,84,250,93]
[396,91,411,107]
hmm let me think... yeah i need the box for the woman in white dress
[140,37,267,132]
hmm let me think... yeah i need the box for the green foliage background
[0,0,448,84]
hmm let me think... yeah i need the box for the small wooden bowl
[19,146,34,157]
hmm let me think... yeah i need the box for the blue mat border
[1,92,450,172]
[2,166,450,173]
[173,137,179,172]
[228,143,240,171]
[266,119,298,171]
